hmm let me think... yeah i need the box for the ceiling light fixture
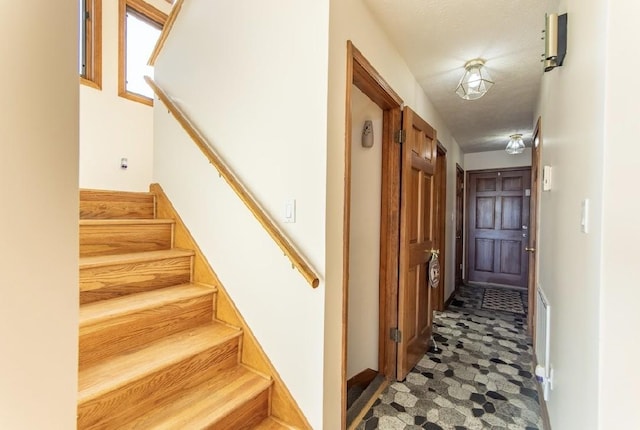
[455,59,494,100]
[505,134,525,154]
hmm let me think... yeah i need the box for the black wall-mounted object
[544,13,568,72]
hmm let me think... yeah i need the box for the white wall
[79,0,171,191]
[347,86,382,379]
[152,1,329,427]
[599,1,640,428]
[326,0,464,425]
[534,0,607,428]
[0,1,79,428]
[464,148,532,171]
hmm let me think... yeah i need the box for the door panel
[467,169,531,287]
[397,107,437,380]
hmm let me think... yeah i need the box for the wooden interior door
[467,169,531,287]
[455,164,464,287]
[397,107,437,380]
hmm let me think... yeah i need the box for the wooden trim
[119,0,167,106]
[344,40,403,430]
[528,117,542,341]
[444,286,458,309]
[351,45,403,110]
[151,183,311,429]
[146,77,319,289]
[346,368,378,391]
[346,378,389,430]
[434,143,447,311]
[148,0,184,66]
[341,42,354,430]
[455,163,465,286]
[81,0,102,89]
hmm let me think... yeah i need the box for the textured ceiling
[363,0,555,152]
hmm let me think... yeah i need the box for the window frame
[80,0,103,89]
[118,0,167,106]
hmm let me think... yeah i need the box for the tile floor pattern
[356,285,543,430]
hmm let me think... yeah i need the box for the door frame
[433,142,447,311]
[528,117,542,340]
[342,41,403,429]
[465,166,532,287]
[455,164,465,288]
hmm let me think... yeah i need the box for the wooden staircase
[78,189,299,429]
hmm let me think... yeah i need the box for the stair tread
[80,218,174,225]
[122,365,272,429]
[79,248,194,269]
[254,417,294,430]
[80,189,154,198]
[78,321,241,403]
[80,283,215,327]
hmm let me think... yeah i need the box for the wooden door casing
[455,164,464,287]
[433,144,447,311]
[467,168,531,288]
[528,119,541,338]
[397,107,437,380]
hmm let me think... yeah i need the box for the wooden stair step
[79,248,194,304]
[121,365,272,430]
[254,417,295,430]
[79,283,216,369]
[80,189,155,219]
[78,322,242,429]
[79,219,174,257]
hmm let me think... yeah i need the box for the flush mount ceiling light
[455,59,494,100]
[505,134,525,154]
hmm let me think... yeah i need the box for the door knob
[455,235,461,239]
[525,247,536,253]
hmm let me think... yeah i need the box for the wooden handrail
[145,76,320,288]
[148,0,185,66]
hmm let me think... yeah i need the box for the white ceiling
[363,0,555,153]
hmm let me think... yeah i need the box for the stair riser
[79,293,215,369]
[80,256,192,304]
[78,335,241,429]
[80,190,155,219]
[80,223,172,257]
[213,389,270,430]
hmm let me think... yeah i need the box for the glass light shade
[455,59,494,100]
[505,134,525,154]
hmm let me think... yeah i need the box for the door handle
[425,249,440,256]
[525,247,536,253]
[455,236,461,239]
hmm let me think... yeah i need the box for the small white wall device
[542,165,552,191]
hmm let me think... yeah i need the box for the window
[119,0,167,105]
[79,0,102,89]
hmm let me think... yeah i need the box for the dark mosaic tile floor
[356,285,543,430]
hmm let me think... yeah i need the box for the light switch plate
[284,199,296,223]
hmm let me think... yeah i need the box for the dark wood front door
[467,168,531,287]
[455,164,464,287]
[397,107,437,380]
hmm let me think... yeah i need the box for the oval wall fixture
[361,120,374,148]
